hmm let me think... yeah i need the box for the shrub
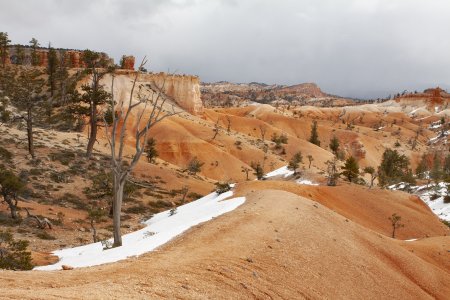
[0,146,12,162]
[0,231,34,270]
[187,157,204,175]
[215,182,231,194]
[36,231,56,240]
[443,195,450,204]
[125,204,148,214]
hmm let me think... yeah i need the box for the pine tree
[29,38,40,66]
[288,151,303,175]
[309,120,320,146]
[0,32,11,68]
[341,156,359,182]
[145,138,159,163]
[329,135,340,154]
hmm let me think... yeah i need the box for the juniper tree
[251,161,264,180]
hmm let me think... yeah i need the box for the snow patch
[35,191,245,270]
[264,166,294,178]
[296,179,319,186]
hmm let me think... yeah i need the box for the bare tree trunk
[86,103,97,158]
[112,175,125,247]
[26,105,34,159]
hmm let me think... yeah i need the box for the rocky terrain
[1,61,450,299]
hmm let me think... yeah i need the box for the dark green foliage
[329,135,340,154]
[0,231,33,270]
[49,150,76,166]
[0,32,11,68]
[47,43,58,97]
[251,161,264,180]
[187,157,204,175]
[415,154,430,179]
[309,120,320,146]
[0,167,25,219]
[36,231,56,240]
[145,138,159,163]
[341,156,359,182]
[125,204,148,214]
[378,148,414,186]
[430,152,443,182]
[288,151,303,175]
[215,182,231,194]
[271,133,288,149]
[29,38,40,66]
[0,146,12,162]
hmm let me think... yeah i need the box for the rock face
[121,56,135,70]
[141,73,203,114]
[396,87,450,107]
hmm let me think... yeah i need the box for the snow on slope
[389,182,450,222]
[35,191,245,270]
[264,166,294,178]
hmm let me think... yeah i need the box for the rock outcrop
[141,73,203,114]
[121,56,135,70]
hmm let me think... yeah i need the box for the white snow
[388,182,450,222]
[296,179,319,186]
[264,166,294,178]
[35,191,245,270]
[404,238,418,242]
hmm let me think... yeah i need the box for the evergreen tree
[309,120,320,146]
[0,167,25,219]
[29,38,40,66]
[288,151,303,175]
[329,135,340,155]
[47,43,58,97]
[11,68,46,158]
[251,161,264,180]
[145,137,159,163]
[378,148,413,186]
[341,156,359,182]
[0,32,11,68]
[15,44,25,65]
[430,152,442,182]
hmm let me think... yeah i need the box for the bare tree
[363,166,378,188]
[388,213,404,238]
[259,125,267,142]
[226,116,231,135]
[105,58,178,247]
[241,166,251,180]
[307,154,314,169]
[212,118,220,140]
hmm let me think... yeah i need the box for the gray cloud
[1,0,449,98]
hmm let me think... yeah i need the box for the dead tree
[23,208,52,229]
[226,116,231,135]
[259,125,267,142]
[105,58,178,247]
[388,213,404,238]
[212,118,220,140]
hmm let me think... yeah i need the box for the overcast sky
[1,0,449,98]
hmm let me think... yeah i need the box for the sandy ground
[0,189,448,299]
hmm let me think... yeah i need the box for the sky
[1,0,449,99]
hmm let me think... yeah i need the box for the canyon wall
[141,72,203,114]
[109,71,203,115]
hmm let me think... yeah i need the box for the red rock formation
[38,51,48,67]
[122,56,135,70]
